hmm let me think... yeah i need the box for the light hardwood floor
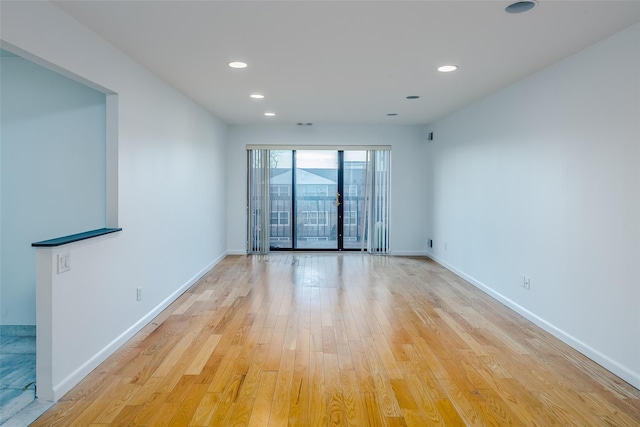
[32,254,640,426]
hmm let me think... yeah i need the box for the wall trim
[226,250,247,256]
[50,252,227,400]
[425,252,640,390]
[390,250,429,257]
[225,250,428,257]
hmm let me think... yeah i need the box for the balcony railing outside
[269,195,367,249]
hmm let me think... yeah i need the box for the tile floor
[0,326,36,426]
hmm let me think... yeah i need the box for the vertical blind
[247,147,391,254]
[247,149,270,254]
[363,150,391,254]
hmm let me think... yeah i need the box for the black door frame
[336,151,345,251]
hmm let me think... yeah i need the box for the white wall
[424,23,640,388]
[1,55,106,326]
[1,1,228,399]
[226,125,429,255]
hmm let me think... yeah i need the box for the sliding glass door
[294,150,339,249]
[267,149,368,251]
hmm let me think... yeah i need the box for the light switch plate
[57,252,70,274]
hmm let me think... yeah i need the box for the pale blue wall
[0,53,106,325]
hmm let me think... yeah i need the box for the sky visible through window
[271,150,366,168]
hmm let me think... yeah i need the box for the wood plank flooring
[32,254,640,426]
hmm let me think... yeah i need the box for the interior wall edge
[49,252,226,401]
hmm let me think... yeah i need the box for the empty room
[0,1,638,426]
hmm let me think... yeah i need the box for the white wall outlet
[57,252,70,274]
[136,287,142,301]
[524,276,531,290]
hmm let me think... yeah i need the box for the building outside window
[270,211,289,226]
[300,211,329,226]
[270,185,290,196]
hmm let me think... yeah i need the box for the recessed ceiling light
[437,65,458,73]
[406,96,420,100]
[387,113,398,116]
[505,1,537,14]
[250,94,265,99]
[264,112,276,117]
[228,61,247,69]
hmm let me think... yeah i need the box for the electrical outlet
[136,287,142,301]
[57,252,70,274]
[521,275,530,290]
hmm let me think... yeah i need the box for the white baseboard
[51,253,227,400]
[390,250,429,257]
[425,252,640,390]
[226,249,247,255]
[228,250,429,257]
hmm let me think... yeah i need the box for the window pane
[343,151,367,249]
[295,151,338,249]
[269,150,292,249]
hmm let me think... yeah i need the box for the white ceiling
[53,1,640,125]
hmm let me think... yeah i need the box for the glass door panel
[343,151,368,250]
[269,150,293,249]
[295,150,338,250]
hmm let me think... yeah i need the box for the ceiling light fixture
[406,96,420,100]
[250,94,265,99]
[505,1,537,14]
[437,65,458,73]
[387,113,398,116]
[264,112,276,117]
[228,61,248,69]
